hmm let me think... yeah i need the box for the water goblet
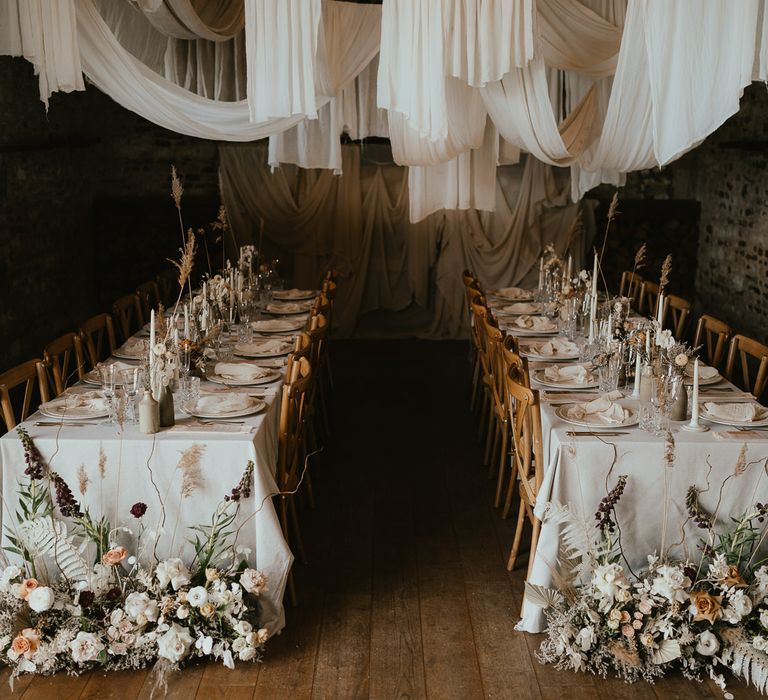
[100,364,117,423]
[119,367,142,423]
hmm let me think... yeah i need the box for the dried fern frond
[659,254,673,294]
[177,444,206,499]
[170,165,183,210]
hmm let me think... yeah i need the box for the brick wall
[0,57,221,370]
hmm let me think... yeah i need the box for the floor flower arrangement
[530,458,768,697]
[0,429,270,684]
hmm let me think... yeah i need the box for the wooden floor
[2,340,764,699]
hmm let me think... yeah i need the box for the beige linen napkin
[514,315,555,331]
[566,391,627,424]
[494,286,530,300]
[703,402,767,422]
[213,363,271,382]
[536,338,578,356]
[193,394,257,415]
[501,302,541,314]
[544,365,592,384]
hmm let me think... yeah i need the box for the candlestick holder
[681,421,709,432]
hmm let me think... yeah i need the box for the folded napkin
[685,364,720,380]
[214,362,270,382]
[536,338,579,356]
[566,391,627,424]
[494,286,530,300]
[276,288,314,299]
[501,302,540,315]
[544,364,593,384]
[171,420,253,434]
[45,391,108,413]
[515,315,555,331]
[253,319,297,331]
[120,338,149,356]
[193,394,256,415]
[237,339,292,355]
[266,302,305,313]
[703,402,767,422]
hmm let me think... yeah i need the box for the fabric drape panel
[245,0,322,123]
[134,0,244,41]
[408,118,499,223]
[340,56,389,140]
[0,0,84,107]
[219,143,583,339]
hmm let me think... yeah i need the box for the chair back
[43,333,86,396]
[504,377,543,508]
[663,294,692,339]
[136,280,162,322]
[501,336,530,388]
[79,313,117,369]
[0,359,49,432]
[725,334,768,399]
[112,293,144,344]
[693,314,731,370]
[638,280,660,318]
[619,271,643,308]
[277,357,313,492]
[156,268,178,307]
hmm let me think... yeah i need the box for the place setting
[272,288,318,301]
[206,360,283,387]
[502,314,558,336]
[112,336,149,360]
[251,318,306,334]
[486,286,534,302]
[264,300,314,315]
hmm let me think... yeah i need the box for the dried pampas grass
[177,444,206,499]
[659,254,673,294]
[77,464,89,496]
[170,165,183,211]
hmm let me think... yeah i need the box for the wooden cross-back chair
[504,376,544,580]
[307,313,331,440]
[725,334,768,400]
[638,280,660,318]
[481,316,508,498]
[79,313,117,369]
[136,280,162,323]
[276,356,313,606]
[0,360,49,433]
[43,332,86,397]
[470,296,496,458]
[662,294,692,339]
[156,268,179,307]
[112,293,144,345]
[464,276,484,412]
[693,314,732,370]
[618,271,643,309]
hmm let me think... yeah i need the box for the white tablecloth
[515,367,768,633]
[0,383,293,634]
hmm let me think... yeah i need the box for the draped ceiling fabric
[220,143,584,339]
[2,0,768,334]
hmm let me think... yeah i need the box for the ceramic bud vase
[158,384,176,428]
[670,375,688,421]
[139,390,160,434]
[639,365,654,403]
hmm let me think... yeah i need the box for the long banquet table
[500,327,768,634]
[0,330,295,635]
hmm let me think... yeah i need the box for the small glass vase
[669,375,687,421]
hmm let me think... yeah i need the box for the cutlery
[199,419,246,425]
[565,431,630,437]
[34,421,102,427]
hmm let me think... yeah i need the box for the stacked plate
[251,319,305,334]
[273,289,318,301]
[39,391,109,421]
[184,393,266,419]
[207,362,282,386]
[234,338,293,358]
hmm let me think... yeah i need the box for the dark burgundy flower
[225,461,254,502]
[130,502,148,519]
[51,472,82,518]
[106,587,121,602]
[78,590,95,608]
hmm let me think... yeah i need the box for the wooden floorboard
[5,339,757,699]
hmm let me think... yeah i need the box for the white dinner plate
[683,366,723,386]
[272,289,318,301]
[265,302,313,315]
[234,340,293,358]
[184,397,266,419]
[251,319,305,334]
[555,401,639,429]
[505,326,559,336]
[494,303,545,317]
[698,402,768,427]
[487,288,534,303]
[39,398,109,421]
[207,367,282,387]
[533,368,598,390]
[519,339,580,361]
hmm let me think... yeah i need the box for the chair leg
[507,500,527,571]
[288,496,307,564]
[470,356,480,412]
[477,388,489,441]
[526,517,542,581]
[323,349,335,391]
[502,469,516,520]
[494,426,508,508]
[286,567,298,607]
[487,417,500,476]
[482,400,495,466]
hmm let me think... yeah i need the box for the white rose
[650,565,691,604]
[196,635,213,655]
[238,647,256,662]
[110,609,125,627]
[760,610,768,629]
[592,563,628,600]
[125,592,150,620]
[70,632,105,664]
[27,586,55,613]
[234,620,252,636]
[176,606,190,620]
[575,626,595,652]
[754,635,768,652]
[186,586,208,608]
[222,649,234,670]
[110,642,128,656]
[239,569,268,595]
[723,590,753,623]
[695,630,720,657]
[156,624,193,664]
[156,559,190,590]
[232,637,247,653]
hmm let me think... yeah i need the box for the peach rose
[621,624,635,639]
[101,547,128,566]
[690,590,723,624]
[199,602,216,618]
[11,629,39,659]
[722,566,747,589]
[620,610,631,624]
[19,579,39,600]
